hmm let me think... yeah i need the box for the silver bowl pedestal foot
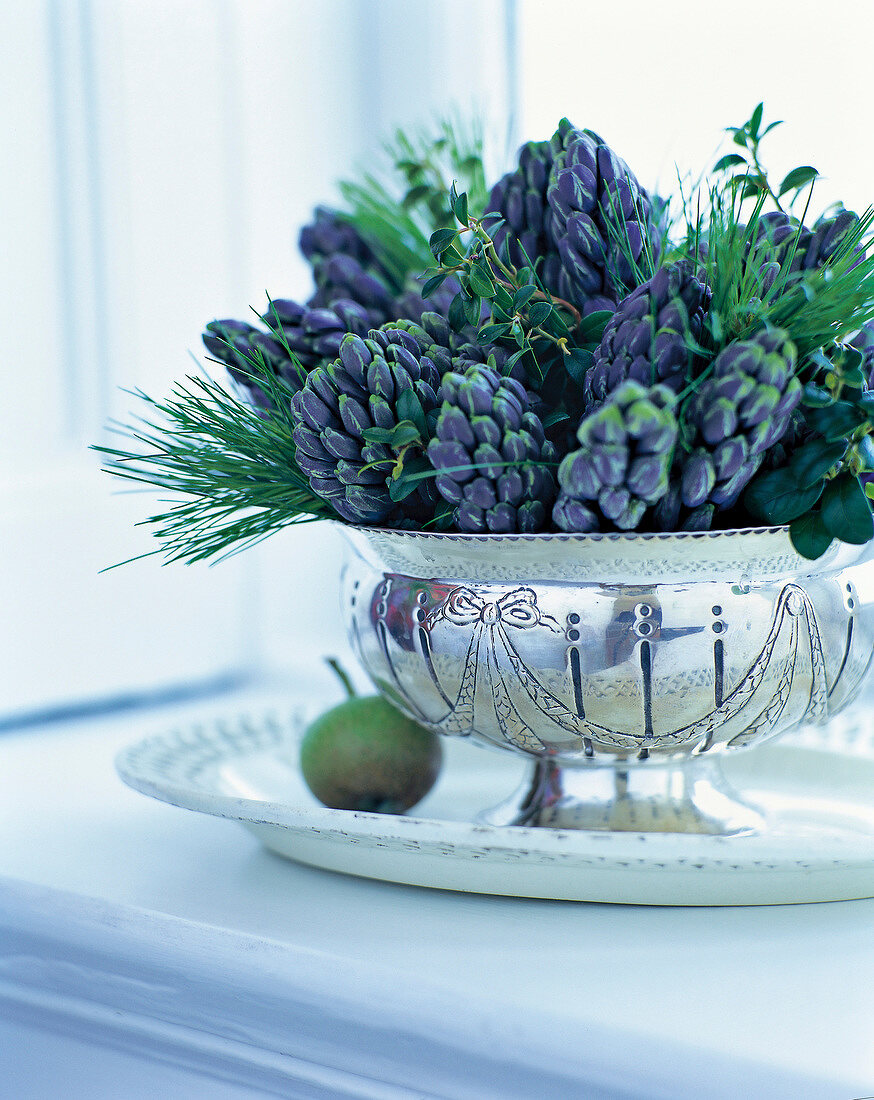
[480,755,766,835]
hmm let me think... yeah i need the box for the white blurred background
[1,0,872,723]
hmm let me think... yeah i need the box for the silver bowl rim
[331,520,791,545]
[331,521,872,580]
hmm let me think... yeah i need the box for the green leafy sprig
[667,107,874,557]
[94,350,331,566]
[714,102,819,212]
[422,183,607,395]
[679,140,874,364]
[392,115,488,233]
[337,115,489,289]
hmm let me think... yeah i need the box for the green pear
[300,694,442,813]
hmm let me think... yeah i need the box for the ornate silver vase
[339,525,874,835]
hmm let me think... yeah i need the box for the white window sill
[1,678,872,1099]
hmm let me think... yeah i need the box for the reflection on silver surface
[340,526,874,835]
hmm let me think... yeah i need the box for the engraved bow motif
[430,585,561,633]
[423,585,563,752]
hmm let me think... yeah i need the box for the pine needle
[95,363,332,566]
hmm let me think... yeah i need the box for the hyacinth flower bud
[427,363,556,534]
[582,261,711,412]
[547,126,663,315]
[679,328,801,512]
[553,380,678,532]
[291,322,450,525]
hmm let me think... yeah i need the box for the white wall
[517,0,874,222]
[241,0,520,676]
[0,0,516,720]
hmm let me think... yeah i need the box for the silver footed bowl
[338,525,874,835]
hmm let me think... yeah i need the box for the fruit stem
[325,656,358,699]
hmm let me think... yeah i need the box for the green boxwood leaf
[856,392,874,417]
[526,301,552,328]
[821,474,874,544]
[842,367,867,390]
[565,346,594,385]
[778,166,818,197]
[463,294,482,326]
[429,228,457,257]
[750,102,764,139]
[574,309,612,346]
[744,467,824,524]
[513,285,537,310]
[388,475,420,503]
[509,347,541,387]
[577,306,612,332]
[806,400,865,440]
[805,348,834,375]
[448,293,467,333]
[398,453,431,478]
[402,184,432,209]
[361,420,422,449]
[802,382,833,408]
[542,408,571,429]
[547,316,572,340]
[421,272,448,298]
[839,345,864,372]
[789,438,847,485]
[478,322,512,343]
[492,284,514,314]
[713,153,747,174]
[741,177,766,199]
[468,267,495,298]
[432,499,454,530]
[790,511,833,560]
[360,426,395,445]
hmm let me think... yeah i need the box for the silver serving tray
[115,709,874,906]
